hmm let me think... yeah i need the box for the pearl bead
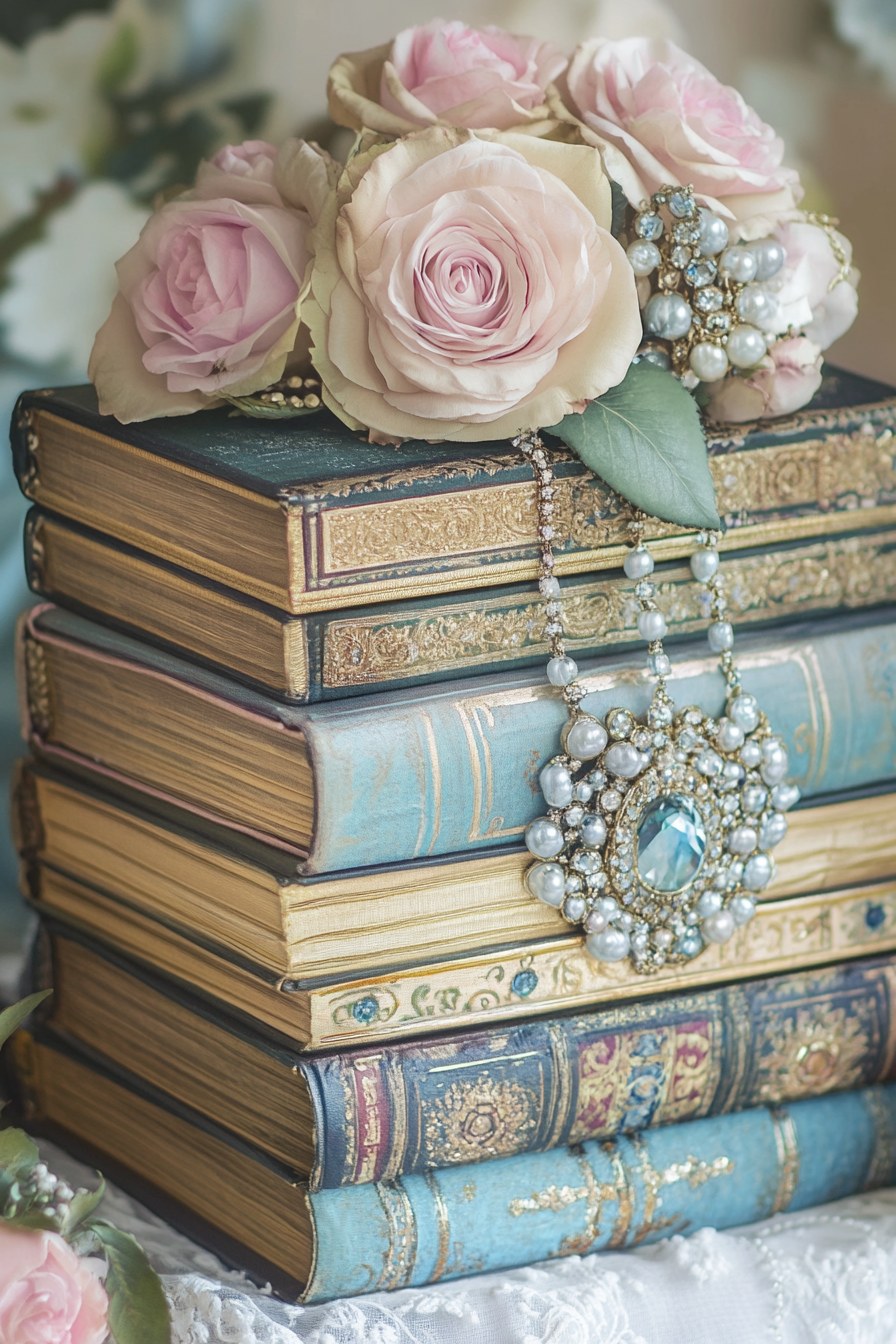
[727,824,758,855]
[715,717,745,752]
[624,546,654,579]
[648,652,672,676]
[719,246,758,283]
[740,740,763,768]
[697,209,729,256]
[729,894,756,926]
[689,342,728,382]
[771,782,800,811]
[525,861,566,906]
[565,717,609,760]
[696,890,723,917]
[743,852,774,891]
[581,814,607,848]
[586,926,631,963]
[605,742,647,778]
[653,928,673,949]
[726,324,768,368]
[741,784,768,814]
[546,656,578,687]
[760,741,789,785]
[638,609,668,642]
[748,237,786,281]
[761,812,788,847]
[690,546,720,583]
[525,817,565,859]
[727,693,760,732]
[563,895,587,921]
[584,909,608,934]
[708,621,733,652]
[636,345,673,370]
[627,239,661,276]
[644,292,693,340]
[702,909,736,944]
[539,762,574,808]
[736,284,779,329]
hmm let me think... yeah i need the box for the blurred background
[0,0,893,981]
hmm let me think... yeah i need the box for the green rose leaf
[549,361,721,530]
[63,1177,106,1235]
[88,1221,171,1344]
[0,1127,39,1174]
[0,990,51,1052]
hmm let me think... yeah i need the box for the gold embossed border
[309,881,896,1048]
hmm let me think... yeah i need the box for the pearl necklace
[515,431,799,974]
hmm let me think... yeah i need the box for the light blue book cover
[304,1084,896,1300]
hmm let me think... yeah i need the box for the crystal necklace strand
[515,430,799,974]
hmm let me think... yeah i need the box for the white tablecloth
[42,1140,896,1344]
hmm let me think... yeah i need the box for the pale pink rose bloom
[0,1225,109,1344]
[768,216,859,348]
[705,335,823,423]
[328,22,565,136]
[561,37,801,234]
[90,139,335,423]
[306,128,641,442]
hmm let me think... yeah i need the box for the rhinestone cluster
[625,184,788,383]
[517,430,799,974]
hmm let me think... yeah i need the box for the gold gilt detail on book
[422,1076,538,1167]
[769,1107,801,1214]
[318,425,896,576]
[631,1135,735,1244]
[319,885,896,1047]
[375,1181,418,1291]
[321,531,896,688]
[16,406,40,494]
[24,638,53,738]
[863,1089,896,1189]
[753,1005,872,1103]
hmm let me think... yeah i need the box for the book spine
[304,956,896,1189]
[302,1084,896,1300]
[303,611,896,870]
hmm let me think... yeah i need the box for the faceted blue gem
[866,903,887,931]
[511,969,539,998]
[636,794,707,894]
[352,996,380,1024]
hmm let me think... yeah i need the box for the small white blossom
[0,182,149,373]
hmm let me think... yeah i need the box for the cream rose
[89,139,335,423]
[305,128,642,443]
[558,37,801,236]
[704,335,824,423]
[328,21,566,136]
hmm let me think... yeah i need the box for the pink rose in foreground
[0,1225,108,1344]
[306,128,641,442]
[705,335,823,423]
[328,21,566,136]
[561,38,800,234]
[90,139,335,423]
[769,215,860,348]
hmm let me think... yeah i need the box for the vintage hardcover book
[10,369,896,616]
[23,865,896,1049]
[19,602,896,871]
[42,926,896,1188]
[11,1029,896,1302]
[13,759,896,979]
[25,507,896,702]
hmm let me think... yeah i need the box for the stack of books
[6,367,896,1300]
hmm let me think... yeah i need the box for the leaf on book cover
[89,1221,171,1344]
[0,990,51,1051]
[550,362,721,530]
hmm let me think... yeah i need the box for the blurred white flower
[831,0,896,91]
[0,14,116,231]
[493,0,684,52]
[0,182,149,374]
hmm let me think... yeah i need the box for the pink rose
[705,335,823,423]
[328,21,566,136]
[768,215,859,349]
[0,1225,108,1344]
[90,139,335,423]
[306,128,641,443]
[561,38,801,234]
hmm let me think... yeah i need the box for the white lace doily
[41,1140,896,1344]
